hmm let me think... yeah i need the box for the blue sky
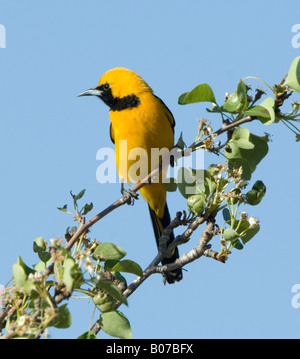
[0,0,300,339]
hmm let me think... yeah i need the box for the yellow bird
[78,68,182,284]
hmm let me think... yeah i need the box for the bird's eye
[103,83,110,91]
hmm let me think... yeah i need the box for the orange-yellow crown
[98,68,152,98]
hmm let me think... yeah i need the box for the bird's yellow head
[78,68,153,111]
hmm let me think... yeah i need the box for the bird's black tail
[148,203,183,284]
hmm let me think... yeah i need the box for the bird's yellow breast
[110,92,174,183]
[110,92,174,218]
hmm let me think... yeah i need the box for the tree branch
[1,115,255,338]
[151,217,216,275]
[64,115,255,254]
[90,216,217,336]
[193,116,253,150]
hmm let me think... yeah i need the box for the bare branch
[203,247,228,263]
[151,217,216,275]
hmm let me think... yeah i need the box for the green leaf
[246,191,260,206]
[176,132,186,150]
[33,237,51,263]
[178,83,216,105]
[104,259,120,271]
[177,168,197,198]
[223,226,244,249]
[241,223,260,244]
[77,331,98,339]
[57,204,68,212]
[75,189,86,201]
[50,304,71,329]
[187,193,206,216]
[204,176,217,195]
[93,242,127,261]
[244,103,275,125]
[177,168,220,200]
[253,180,267,193]
[33,236,47,252]
[33,261,46,272]
[81,202,93,215]
[222,80,248,113]
[225,128,269,179]
[233,239,244,250]
[100,311,132,339]
[93,292,115,312]
[63,258,75,292]
[207,103,223,113]
[95,280,128,305]
[247,133,269,169]
[285,56,300,93]
[246,180,266,205]
[111,260,143,277]
[256,97,276,125]
[70,189,86,210]
[225,218,259,245]
[223,228,240,242]
[222,208,231,221]
[231,128,255,150]
[161,178,177,192]
[230,127,254,148]
[38,251,51,263]
[23,280,38,293]
[12,263,27,288]
[177,168,207,198]
[16,256,35,277]
[206,164,219,177]
[230,219,250,234]
[194,170,207,194]
[211,102,224,113]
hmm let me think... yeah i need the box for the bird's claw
[121,188,136,206]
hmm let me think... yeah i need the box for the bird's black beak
[77,88,103,97]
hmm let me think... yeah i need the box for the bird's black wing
[154,95,175,133]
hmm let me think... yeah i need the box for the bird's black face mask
[78,83,140,112]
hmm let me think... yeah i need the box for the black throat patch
[96,85,140,111]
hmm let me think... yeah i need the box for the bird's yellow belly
[109,98,174,217]
[110,103,174,184]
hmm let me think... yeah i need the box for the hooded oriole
[78,68,182,284]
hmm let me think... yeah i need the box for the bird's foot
[121,185,137,205]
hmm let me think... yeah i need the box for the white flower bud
[248,216,260,226]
